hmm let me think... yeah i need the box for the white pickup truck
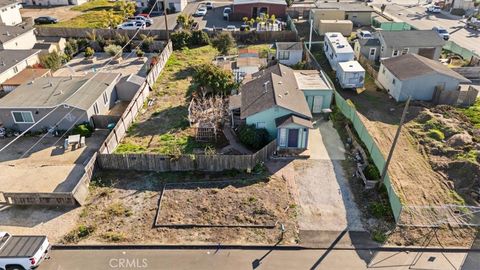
[0,232,49,270]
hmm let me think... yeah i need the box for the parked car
[432,26,449,40]
[128,15,153,26]
[426,5,441,13]
[0,232,50,270]
[194,7,207,17]
[225,25,237,31]
[223,7,231,20]
[34,16,58,24]
[205,1,214,9]
[357,30,373,39]
[117,21,146,30]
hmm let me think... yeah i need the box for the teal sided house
[231,64,333,149]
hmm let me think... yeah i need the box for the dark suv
[34,16,58,24]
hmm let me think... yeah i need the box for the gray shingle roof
[0,24,35,44]
[0,0,18,8]
[380,30,445,48]
[0,50,40,75]
[382,53,471,82]
[276,42,303,51]
[240,64,312,119]
[358,38,380,47]
[0,72,120,109]
[275,114,313,128]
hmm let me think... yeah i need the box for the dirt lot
[339,84,479,247]
[20,6,81,22]
[62,170,298,245]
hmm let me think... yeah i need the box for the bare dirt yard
[62,170,298,245]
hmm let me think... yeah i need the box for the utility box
[337,61,365,89]
[318,20,353,36]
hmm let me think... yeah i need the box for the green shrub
[427,129,445,141]
[72,123,93,137]
[104,44,123,57]
[39,51,63,71]
[363,164,380,180]
[63,224,95,243]
[237,125,269,150]
[171,30,192,50]
[191,30,210,46]
[136,49,145,57]
[84,47,94,57]
[368,202,390,219]
[372,230,387,243]
[102,232,125,242]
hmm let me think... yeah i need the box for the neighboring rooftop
[275,114,313,128]
[0,24,34,44]
[381,53,471,82]
[358,37,381,47]
[0,72,121,109]
[1,68,51,86]
[238,48,259,56]
[276,42,303,51]
[234,0,286,5]
[379,30,445,48]
[32,43,56,50]
[325,32,354,54]
[240,64,313,119]
[314,1,374,12]
[0,49,40,75]
[294,70,331,90]
[0,0,18,8]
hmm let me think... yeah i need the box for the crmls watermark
[109,258,148,269]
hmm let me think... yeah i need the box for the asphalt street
[37,247,476,270]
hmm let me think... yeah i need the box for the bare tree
[188,96,228,141]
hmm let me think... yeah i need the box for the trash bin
[321,108,332,120]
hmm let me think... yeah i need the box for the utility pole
[163,0,169,40]
[308,18,313,50]
[380,96,411,185]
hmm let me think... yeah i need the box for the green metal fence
[335,92,403,222]
[443,40,478,61]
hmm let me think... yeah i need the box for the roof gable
[381,53,470,82]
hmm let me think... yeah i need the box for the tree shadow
[127,105,190,137]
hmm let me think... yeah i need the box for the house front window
[392,78,396,85]
[279,128,287,147]
[13,66,18,73]
[401,48,409,55]
[12,111,34,124]
[278,51,290,60]
[392,49,400,57]
[256,122,266,129]
[103,92,109,105]
[93,102,99,115]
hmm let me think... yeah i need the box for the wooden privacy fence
[98,140,277,172]
[99,41,173,154]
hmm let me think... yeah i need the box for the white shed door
[313,96,323,113]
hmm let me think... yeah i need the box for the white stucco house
[0,0,23,26]
[377,53,471,102]
[0,49,41,86]
[275,42,303,66]
[0,25,37,50]
[136,0,186,12]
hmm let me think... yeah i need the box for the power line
[0,0,165,153]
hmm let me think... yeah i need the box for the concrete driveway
[375,3,480,54]
[268,119,365,247]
